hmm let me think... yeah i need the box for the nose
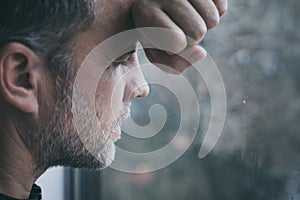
[124,68,149,101]
[131,83,150,99]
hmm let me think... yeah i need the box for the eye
[112,50,136,65]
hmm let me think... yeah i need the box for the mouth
[106,102,131,143]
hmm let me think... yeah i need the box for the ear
[0,42,42,114]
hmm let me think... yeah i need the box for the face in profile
[33,0,149,170]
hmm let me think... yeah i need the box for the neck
[0,120,44,199]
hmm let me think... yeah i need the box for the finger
[213,0,228,16]
[161,0,207,45]
[145,45,207,74]
[132,1,187,54]
[189,0,220,29]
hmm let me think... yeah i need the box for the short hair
[0,0,96,75]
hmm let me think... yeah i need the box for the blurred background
[38,0,300,199]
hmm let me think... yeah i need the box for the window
[65,1,300,199]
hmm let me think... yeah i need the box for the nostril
[132,84,149,99]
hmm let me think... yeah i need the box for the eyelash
[112,50,136,66]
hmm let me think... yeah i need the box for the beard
[29,73,131,171]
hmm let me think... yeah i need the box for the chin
[76,139,117,171]
[50,132,118,171]
[96,141,116,169]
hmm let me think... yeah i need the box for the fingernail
[190,48,207,63]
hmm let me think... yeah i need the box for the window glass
[101,0,300,199]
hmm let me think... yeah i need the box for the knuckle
[168,31,187,53]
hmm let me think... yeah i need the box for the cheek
[95,68,126,121]
[38,76,57,122]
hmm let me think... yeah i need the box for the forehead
[70,0,136,69]
[79,0,135,45]
[96,0,134,11]
[95,0,134,26]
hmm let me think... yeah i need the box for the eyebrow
[120,49,136,57]
[120,41,138,53]
[114,42,137,61]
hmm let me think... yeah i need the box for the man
[0,0,227,199]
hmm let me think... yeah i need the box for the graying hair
[0,0,96,76]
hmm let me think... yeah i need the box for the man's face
[34,0,149,170]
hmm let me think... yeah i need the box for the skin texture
[0,0,227,199]
[133,0,227,73]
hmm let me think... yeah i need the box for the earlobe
[0,43,41,114]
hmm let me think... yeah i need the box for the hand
[132,0,228,73]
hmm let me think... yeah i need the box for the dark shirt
[0,184,42,200]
